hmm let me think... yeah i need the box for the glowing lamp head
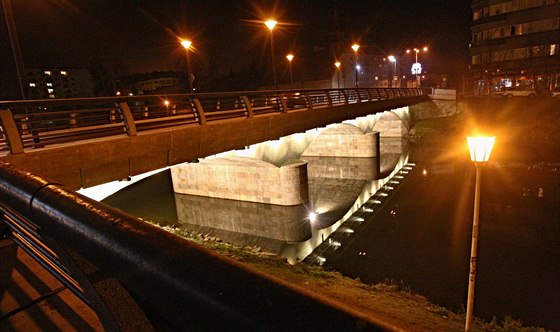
[180,40,192,50]
[308,212,317,222]
[351,44,360,52]
[334,61,341,68]
[286,54,294,62]
[265,20,277,31]
[467,136,495,163]
[388,55,396,62]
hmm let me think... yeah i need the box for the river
[101,138,559,330]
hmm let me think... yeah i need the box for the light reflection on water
[101,137,559,330]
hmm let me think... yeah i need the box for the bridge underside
[1,96,425,190]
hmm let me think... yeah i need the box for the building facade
[470,0,560,95]
[116,71,184,96]
[25,69,95,99]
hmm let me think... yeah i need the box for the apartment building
[26,68,95,99]
[470,0,560,94]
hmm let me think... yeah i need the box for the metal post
[270,31,277,90]
[2,0,26,100]
[465,165,482,332]
[186,49,193,93]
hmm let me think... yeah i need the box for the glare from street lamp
[351,44,360,52]
[467,136,495,163]
[286,53,294,62]
[423,46,428,52]
[264,20,277,31]
[334,61,341,68]
[180,39,192,50]
[388,55,396,62]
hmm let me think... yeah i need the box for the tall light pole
[3,0,26,99]
[351,44,360,88]
[407,46,427,88]
[388,55,396,88]
[286,53,294,89]
[180,39,193,93]
[334,61,341,90]
[465,135,496,332]
[265,20,278,90]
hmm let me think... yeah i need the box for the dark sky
[1,0,472,96]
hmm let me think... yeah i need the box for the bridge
[1,87,428,330]
[1,88,425,189]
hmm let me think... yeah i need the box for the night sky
[1,0,472,98]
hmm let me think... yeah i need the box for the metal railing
[0,160,394,331]
[0,88,423,155]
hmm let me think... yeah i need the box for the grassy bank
[159,225,546,332]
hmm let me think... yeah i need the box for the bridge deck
[0,239,102,331]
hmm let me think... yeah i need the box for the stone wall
[171,156,308,206]
[301,123,379,157]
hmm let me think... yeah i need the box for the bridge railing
[0,160,392,330]
[0,87,422,155]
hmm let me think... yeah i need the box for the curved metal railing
[0,88,423,155]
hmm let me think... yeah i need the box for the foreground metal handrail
[0,88,423,154]
[0,160,395,331]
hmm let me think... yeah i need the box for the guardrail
[0,160,392,330]
[0,88,422,155]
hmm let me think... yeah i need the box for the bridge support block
[171,156,309,206]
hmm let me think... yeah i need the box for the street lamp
[465,135,496,332]
[265,20,278,90]
[351,44,360,87]
[388,55,397,88]
[286,53,294,89]
[180,39,193,93]
[407,46,428,87]
[334,61,341,90]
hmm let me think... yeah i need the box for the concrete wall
[171,157,308,206]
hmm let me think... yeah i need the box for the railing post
[342,90,349,104]
[193,98,207,125]
[304,92,313,110]
[366,89,373,101]
[278,94,288,113]
[241,96,254,118]
[0,109,25,155]
[117,102,137,136]
[326,90,333,107]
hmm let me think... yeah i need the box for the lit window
[47,88,54,93]
[44,71,51,75]
[49,94,55,98]
[60,71,67,76]
[46,82,53,87]
[29,83,36,87]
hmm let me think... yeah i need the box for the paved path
[0,238,102,331]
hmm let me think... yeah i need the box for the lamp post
[265,20,278,90]
[388,55,396,88]
[465,135,496,332]
[286,53,294,89]
[180,39,193,93]
[351,43,360,88]
[334,61,341,90]
[407,46,427,87]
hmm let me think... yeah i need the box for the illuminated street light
[406,46,428,87]
[465,136,496,332]
[286,53,294,89]
[334,61,341,90]
[180,39,193,93]
[388,55,397,87]
[351,44,360,88]
[265,20,278,90]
